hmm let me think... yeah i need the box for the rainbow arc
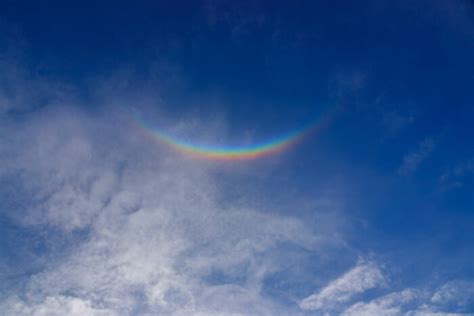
[135,110,332,161]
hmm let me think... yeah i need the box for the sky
[0,1,473,315]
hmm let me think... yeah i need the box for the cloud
[0,295,115,316]
[398,137,435,176]
[340,280,474,316]
[430,280,474,310]
[298,264,474,315]
[406,312,470,316]
[0,90,335,315]
[439,158,474,190]
[299,260,385,311]
[0,106,122,231]
[0,44,70,116]
[342,289,420,316]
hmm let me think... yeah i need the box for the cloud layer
[0,98,333,315]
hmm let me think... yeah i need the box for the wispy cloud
[299,260,385,312]
[299,259,474,315]
[341,280,474,316]
[430,280,474,310]
[0,295,115,316]
[342,289,420,316]
[398,137,435,176]
[0,76,337,315]
[439,158,474,190]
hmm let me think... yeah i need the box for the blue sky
[0,1,473,315]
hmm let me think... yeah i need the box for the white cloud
[0,100,332,315]
[431,280,474,309]
[342,289,420,316]
[0,106,121,231]
[0,295,116,316]
[406,311,472,316]
[299,260,385,311]
[340,280,474,316]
